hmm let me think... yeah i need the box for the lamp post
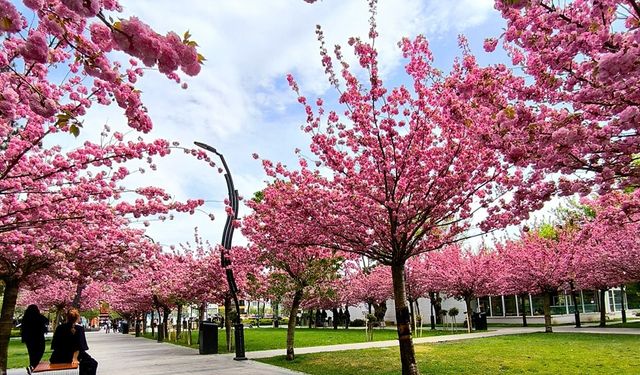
[194,141,247,360]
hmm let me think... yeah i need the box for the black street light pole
[194,141,246,361]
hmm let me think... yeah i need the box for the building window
[504,295,517,316]
[551,293,569,315]
[531,295,545,316]
[582,290,598,313]
[626,283,640,309]
[478,296,491,317]
[490,296,503,317]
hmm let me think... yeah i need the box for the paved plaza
[8,332,301,375]
[8,324,639,374]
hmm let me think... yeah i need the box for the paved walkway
[8,332,301,375]
[9,324,639,374]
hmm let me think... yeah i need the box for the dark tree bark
[464,296,473,333]
[150,310,155,338]
[286,290,303,361]
[176,304,182,340]
[273,300,280,328]
[163,308,170,339]
[391,264,419,375]
[519,294,528,327]
[0,279,19,375]
[373,302,387,324]
[332,308,339,330]
[71,282,86,309]
[620,285,627,324]
[569,283,581,328]
[599,288,607,327]
[344,307,350,329]
[543,291,553,333]
[429,292,437,330]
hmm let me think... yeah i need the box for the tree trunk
[176,304,182,340]
[308,309,313,328]
[373,302,387,324]
[519,294,528,327]
[71,281,86,309]
[224,296,233,352]
[273,301,279,328]
[391,263,420,375]
[199,301,206,322]
[429,292,436,330]
[464,296,472,333]
[344,307,350,329]
[599,288,607,327]
[135,312,142,337]
[163,308,170,339]
[150,310,155,337]
[0,279,19,375]
[286,290,303,361]
[620,285,627,324]
[142,312,147,334]
[187,314,192,346]
[52,306,63,332]
[332,308,339,330]
[569,283,581,328]
[543,291,553,333]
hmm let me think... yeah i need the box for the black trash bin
[476,312,487,330]
[121,321,129,334]
[199,322,218,354]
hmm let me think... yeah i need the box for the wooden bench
[33,351,79,374]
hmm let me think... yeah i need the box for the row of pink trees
[245,3,546,373]
[249,1,640,373]
[0,1,208,372]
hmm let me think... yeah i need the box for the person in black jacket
[50,309,98,375]
[20,304,49,373]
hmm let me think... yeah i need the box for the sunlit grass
[258,333,640,375]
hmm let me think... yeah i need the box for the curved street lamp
[194,141,246,361]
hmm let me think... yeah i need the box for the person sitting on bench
[50,309,98,375]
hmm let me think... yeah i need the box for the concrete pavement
[8,324,639,374]
[8,331,302,375]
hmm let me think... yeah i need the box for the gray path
[8,332,301,375]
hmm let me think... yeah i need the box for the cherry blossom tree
[427,246,496,333]
[17,277,103,329]
[574,193,640,326]
[405,255,436,331]
[251,3,542,372]
[242,183,344,360]
[478,1,640,196]
[344,263,393,323]
[496,225,578,333]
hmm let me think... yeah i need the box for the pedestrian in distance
[20,304,49,374]
[50,309,98,375]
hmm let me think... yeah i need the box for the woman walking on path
[50,309,98,375]
[20,305,49,374]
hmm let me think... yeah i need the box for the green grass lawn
[607,320,640,329]
[8,338,52,369]
[259,333,640,375]
[143,327,458,353]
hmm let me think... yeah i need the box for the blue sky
[46,0,525,248]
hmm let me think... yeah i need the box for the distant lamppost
[194,141,246,361]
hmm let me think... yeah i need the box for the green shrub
[351,319,366,327]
